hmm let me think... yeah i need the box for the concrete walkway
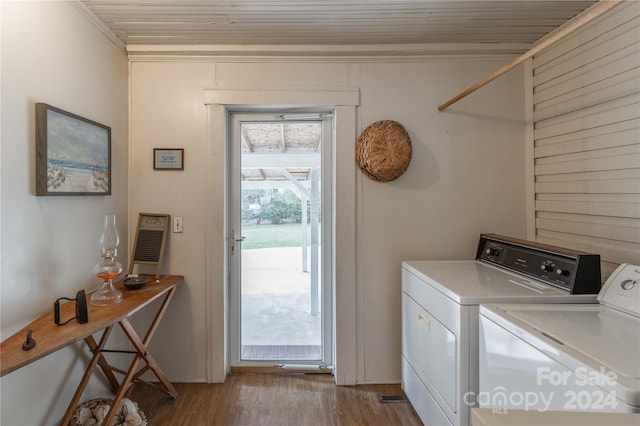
[241,247,322,347]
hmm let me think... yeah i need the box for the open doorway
[228,110,333,369]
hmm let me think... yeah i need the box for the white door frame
[204,88,359,384]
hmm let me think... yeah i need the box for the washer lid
[505,306,640,380]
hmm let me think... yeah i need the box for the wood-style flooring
[128,373,422,425]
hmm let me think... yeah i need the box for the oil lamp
[90,214,123,306]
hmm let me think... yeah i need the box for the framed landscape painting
[36,103,111,196]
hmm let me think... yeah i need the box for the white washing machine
[479,263,640,414]
[402,234,602,426]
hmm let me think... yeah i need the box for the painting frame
[36,103,111,196]
[154,148,184,170]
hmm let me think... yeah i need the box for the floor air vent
[378,393,409,403]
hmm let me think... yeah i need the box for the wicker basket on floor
[71,398,147,426]
[356,120,412,182]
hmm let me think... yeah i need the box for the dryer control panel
[476,234,601,294]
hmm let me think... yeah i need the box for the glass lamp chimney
[100,214,120,258]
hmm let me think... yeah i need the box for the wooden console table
[0,275,184,426]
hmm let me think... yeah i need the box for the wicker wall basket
[355,120,412,182]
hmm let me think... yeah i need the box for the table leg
[60,326,113,426]
[119,287,178,398]
[84,335,120,392]
[100,344,144,426]
[100,288,178,426]
[119,318,177,398]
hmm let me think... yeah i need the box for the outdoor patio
[241,246,322,360]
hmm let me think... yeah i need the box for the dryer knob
[541,263,553,272]
[485,247,502,257]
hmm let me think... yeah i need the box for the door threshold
[231,365,333,374]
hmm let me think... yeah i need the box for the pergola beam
[242,153,320,168]
[241,181,310,191]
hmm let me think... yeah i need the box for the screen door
[228,110,333,368]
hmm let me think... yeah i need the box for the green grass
[241,223,311,249]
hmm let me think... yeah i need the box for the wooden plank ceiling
[76,0,598,48]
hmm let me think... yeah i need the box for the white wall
[129,57,526,384]
[0,2,128,425]
[354,61,526,382]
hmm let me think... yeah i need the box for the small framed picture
[154,148,184,170]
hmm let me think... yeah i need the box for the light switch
[173,216,183,233]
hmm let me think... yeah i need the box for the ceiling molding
[68,0,126,51]
[126,42,531,59]
[128,53,522,64]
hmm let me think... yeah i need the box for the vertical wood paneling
[531,0,640,281]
